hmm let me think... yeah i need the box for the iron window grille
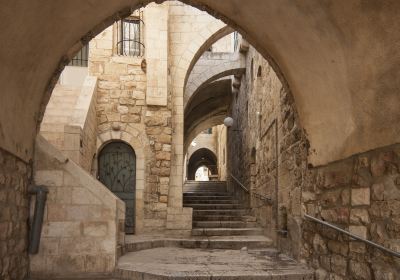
[233,31,239,52]
[202,128,213,134]
[69,44,89,67]
[116,13,145,57]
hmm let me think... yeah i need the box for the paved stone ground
[116,247,314,279]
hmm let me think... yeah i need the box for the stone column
[144,3,168,106]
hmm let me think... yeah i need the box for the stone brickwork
[302,145,400,279]
[185,51,245,104]
[228,46,308,254]
[168,1,227,214]
[30,136,125,277]
[229,45,400,278]
[89,19,173,233]
[0,148,30,280]
[40,76,98,173]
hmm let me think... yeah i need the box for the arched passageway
[98,141,136,234]
[2,1,400,166]
[187,148,218,180]
[2,1,400,279]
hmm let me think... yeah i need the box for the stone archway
[98,141,136,234]
[97,128,149,233]
[187,148,218,180]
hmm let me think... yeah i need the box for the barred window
[116,16,144,57]
[202,128,213,134]
[68,44,88,67]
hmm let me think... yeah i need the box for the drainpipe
[28,185,48,254]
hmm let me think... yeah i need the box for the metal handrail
[230,173,249,193]
[304,214,400,258]
[252,192,273,205]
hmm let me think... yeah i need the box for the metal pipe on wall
[28,185,48,254]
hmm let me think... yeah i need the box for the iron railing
[230,173,272,205]
[230,173,249,193]
[304,214,400,258]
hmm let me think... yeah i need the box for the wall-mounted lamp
[223,117,234,127]
[224,116,241,131]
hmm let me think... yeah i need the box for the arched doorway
[98,141,136,234]
[187,148,218,180]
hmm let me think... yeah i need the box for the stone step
[192,227,263,236]
[123,235,274,252]
[183,199,237,204]
[183,192,230,196]
[193,221,257,228]
[183,195,233,200]
[184,189,228,193]
[193,215,243,221]
[184,181,227,186]
[184,203,243,210]
[115,247,314,280]
[193,209,250,216]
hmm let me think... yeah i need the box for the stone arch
[187,147,218,180]
[185,113,226,154]
[184,79,231,151]
[96,127,150,233]
[2,0,400,168]
[185,53,245,105]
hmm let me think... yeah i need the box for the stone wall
[30,136,124,277]
[229,45,400,278]
[302,145,400,279]
[228,46,308,254]
[0,148,30,280]
[40,76,98,173]
[216,125,228,181]
[89,20,172,233]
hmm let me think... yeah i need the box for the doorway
[98,141,136,234]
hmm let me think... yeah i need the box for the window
[116,15,144,57]
[202,128,212,134]
[233,31,239,51]
[69,44,88,67]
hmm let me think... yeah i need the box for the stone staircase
[184,181,265,238]
[112,181,314,279]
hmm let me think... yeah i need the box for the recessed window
[116,16,144,57]
[69,44,88,67]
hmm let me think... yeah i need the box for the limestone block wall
[89,22,173,233]
[229,45,400,278]
[216,125,227,181]
[70,76,98,172]
[168,1,225,215]
[145,3,169,106]
[302,146,400,279]
[40,84,81,151]
[40,76,98,173]
[30,136,124,277]
[228,46,308,254]
[185,52,245,104]
[0,148,30,280]
[211,33,235,53]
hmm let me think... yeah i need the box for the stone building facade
[2,1,400,279]
[228,45,400,278]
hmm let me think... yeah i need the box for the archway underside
[187,148,218,180]
[1,0,400,166]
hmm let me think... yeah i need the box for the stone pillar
[144,3,168,106]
